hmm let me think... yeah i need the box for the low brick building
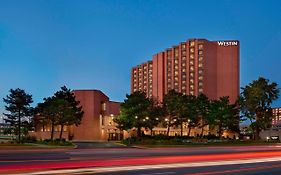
[30,90,124,141]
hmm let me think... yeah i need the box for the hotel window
[175,65,179,70]
[182,80,186,84]
[190,48,195,53]
[182,86,186,89]
[175,82,178,86]
[190,91,194,95]
[198,63,203,68]
[190,61,194,65]
[199,76,203,80]
[182,51,186,55]
[199,56,203,62]
[198,44,203,50]
[102,103,106,111]
[182,68,186,72]
[182,44,186,49]
[190,66,194,71]
[198,50,203,55]
[182,62,186,67]
[198,70,203,75]
[199,81,203,87]
[190,79,194,84]
[175,49,179,57]
[175,60,178,64]
[175,77,179,81]
[190,85,194,90]
[190,54,194,59]
[190,41,195,47]
[199,88,203,93]
[182,56,186,60]
[182,74,186,78]
[190,72,194,78]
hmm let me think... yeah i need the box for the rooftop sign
[217,41,238,46]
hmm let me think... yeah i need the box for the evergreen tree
[3,88,33,143]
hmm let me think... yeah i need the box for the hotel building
[131,39,240,103]
[272,107,281,126]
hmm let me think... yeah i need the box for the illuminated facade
[31,90,124,141]
[131,39,240,103]
[272,107,281,125]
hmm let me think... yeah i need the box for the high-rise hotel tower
[131,39,239,103]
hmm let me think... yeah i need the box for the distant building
[131,38,240,103]
[30,90,124,141]
[272,107,281,125]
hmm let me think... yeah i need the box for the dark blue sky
[1,0,281,117]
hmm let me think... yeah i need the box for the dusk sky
[1,0,281,118]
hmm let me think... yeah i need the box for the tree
[146,104,165,135]
[209,97,239,138]
[184,95,199,137]
[240,77,279,140]
[115,91,152,137]
[35,86,84,141]
[54,86,84,140]
[196,94,211,137]
[3,88,33,143]
[163,90,182,136]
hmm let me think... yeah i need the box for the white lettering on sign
[217,41,238,46]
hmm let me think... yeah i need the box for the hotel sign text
[217,41,238,46]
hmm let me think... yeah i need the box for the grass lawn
[0,142,76,150]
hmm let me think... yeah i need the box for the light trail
[8,157,281,175]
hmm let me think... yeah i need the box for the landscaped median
[122,136,280,148]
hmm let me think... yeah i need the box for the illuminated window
[198,44,203,50]
[199,88,203,93]
[190,66,194,71]
[199,50,203,55]
[182,62,186,67]
[190,54,194,59]
[182,68,186,72]
[190,85,194,90]
[182,51,186,55]
[190,91,194,95]
[182,56,186,60]
[199,76,203,80]
[175,71,179,76]
[190,48,194,53]
[190,61,194,65]
[199,63,203,68]
[190,41,195,47]
[190,72,194,78]
[199,56,203,61]
[198,70,203,75]
[182,44,186,49]
[102,103,106,111]
[175,60,178,64]
[199,81,203,86]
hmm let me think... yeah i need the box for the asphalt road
[1,145,281,174]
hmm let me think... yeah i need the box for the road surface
[1,144,281,174]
